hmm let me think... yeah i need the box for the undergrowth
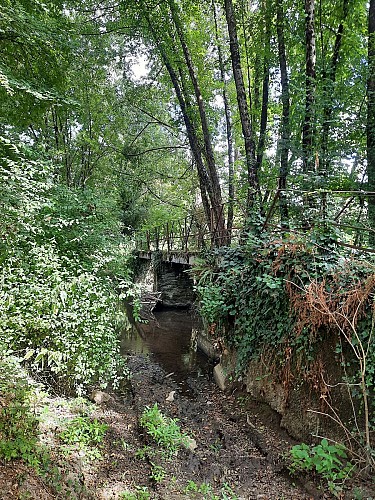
[140,403,188,456]
[59,415,108,461]
[0,352,40,466]
[192,229,375,469]
[0,137,136,395]
[288,439,355,496]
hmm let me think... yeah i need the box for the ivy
[192,230,375,392]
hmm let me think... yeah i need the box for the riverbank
[0,349,320,499]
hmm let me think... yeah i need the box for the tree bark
[321,0,349,173]
[276,0,290,227]
[240,0,254,128]
[368,0,375,239]
[167,0,225,241]
[302,0,316,174]
[255,0,271,175]
[213,2,234,242]
[144,10,216,231]
[224,0,260,214]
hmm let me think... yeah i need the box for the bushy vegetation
[288,439,355,496]
[0,352,40,466]
[193,229,375,465]
[0,137,133,394]
[140,403,188,456]
[194,228,374,370]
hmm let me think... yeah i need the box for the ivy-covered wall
[192,232,375,447]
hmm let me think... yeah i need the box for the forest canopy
[1,0,373,242]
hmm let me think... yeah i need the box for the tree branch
[122,144,188,157]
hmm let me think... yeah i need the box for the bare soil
[0,350,325,500]
[2,345,375,499]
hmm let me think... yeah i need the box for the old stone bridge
[134,207,229,310]
[136,250,197,311]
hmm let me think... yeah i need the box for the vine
[192,230,375,466]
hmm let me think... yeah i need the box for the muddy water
[120,309,213,392]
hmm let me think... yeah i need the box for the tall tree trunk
[276,0,290,227]
[240,0,254,128]
[302,0,316,174]
[175,63,215,230]
[368,0,375,240]
[321,0,349,172]
[255,0,271,174]
[213,2,234,242]
[148,23,211,224]
[224,0,260,215]
[167,0,226,242]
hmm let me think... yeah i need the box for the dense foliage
[0,137,132,393]
[0,1,137,394]
[193,231,375,457]
[194,230,374,368]
[1,0,375,478]
[0,353,40,465]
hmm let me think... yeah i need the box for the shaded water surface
[121,309,212,389]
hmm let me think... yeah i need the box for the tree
[302,0,317,175]
[0,0,71,130]
[167,0,226,241]
[224,0,260,214]
[320,0,349,173]
[213,1,235,240]
[276,0,290,227]
[368,0,375,237]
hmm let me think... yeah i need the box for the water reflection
[121,309,212,386]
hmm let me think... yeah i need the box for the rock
[166,390,176,402]
[184,436,198,452]
[90,389,113,405]
[197,333,220,360]
[213,363,227,391]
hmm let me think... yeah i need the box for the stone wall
[135,257,195,309]
[216,342,355,444]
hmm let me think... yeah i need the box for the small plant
[120,438,132,452]
[60,416,108,447]
[236,395,248,408]
[140,403,188,455]
[135,445,153,460]
[184,481,213,495]
[120,486,151,500]
[288,439,355,495]
[184,480,199,493]
[210,438,222,453]
[220,482,238,500]
[183,481,238,499]
[150,462,166,483]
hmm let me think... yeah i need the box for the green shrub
[0,245,129,394]
[149,462,166,483]
[120,486,151,500]
[60,416,108,447]
[0,136,133,395]
[0,353,40,466]
[288,439,355,495]
[183,480,238,499]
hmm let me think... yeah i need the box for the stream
[120,309,214,393]
[115,308,323,498]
